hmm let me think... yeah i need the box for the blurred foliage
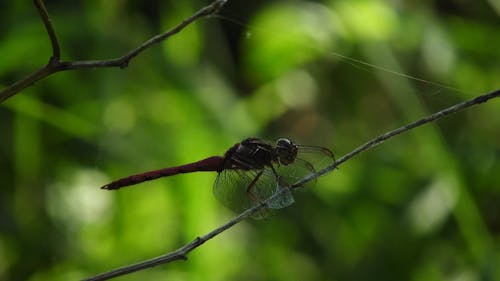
[1,0,499,280]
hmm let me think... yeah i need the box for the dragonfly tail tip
[100,184,116,190]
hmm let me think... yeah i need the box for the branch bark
[34,0,60,61]
[82,88,500,281]
[0,0,228,103]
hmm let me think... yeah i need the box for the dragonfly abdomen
[102,156,224,190]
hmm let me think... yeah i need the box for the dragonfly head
[275,138,298,165]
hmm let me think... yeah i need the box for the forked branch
[83,88,500,281]
[0,0,228,103]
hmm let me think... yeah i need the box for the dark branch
[82,88,500,281]
[82,202,261,281]
[0,0,228,103]
[34,0,60,61]
[292,88,500,188]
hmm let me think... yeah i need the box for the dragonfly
[101,138,335,218]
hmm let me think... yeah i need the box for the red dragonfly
[101,138,335,218]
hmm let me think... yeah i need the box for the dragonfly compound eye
[276,138,298,165]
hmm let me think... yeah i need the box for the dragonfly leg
[245,170,270,217]
[266,164,295,209]
[268,164,289,191]
[269,164,285,186]
[246,170,263,204]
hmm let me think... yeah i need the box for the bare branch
[82,204,260,281]
[82,88,500,281]
[291,88,500,188]
[0,0,228,103]
[33,0,60,61]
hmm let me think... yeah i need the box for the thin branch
[0,0,228,103]
[292,88,500,187]
[83,88,500,281]
[33,0,60,61]
[82,204,261,281]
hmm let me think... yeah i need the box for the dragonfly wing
[245,167,294,210]
[213,168,295,218]
[276,145,335,188]
[266,183,294,210]
[297,145,336,171]
[213,169,255,214]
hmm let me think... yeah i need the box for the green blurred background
[1,0,499,280]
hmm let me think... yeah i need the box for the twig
[34,0,60,61]
[292,88,500,187]
[82,202,262,281]
[83,88,500,281]
[0,0,228,103]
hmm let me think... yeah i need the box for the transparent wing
[276,145,335,189]
[213,167,295,219]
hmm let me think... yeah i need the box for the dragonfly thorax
[224,138,276,170]
[222,138,299,171]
